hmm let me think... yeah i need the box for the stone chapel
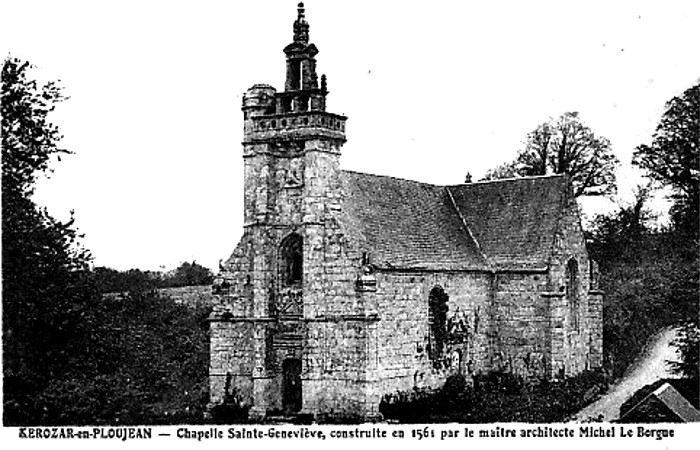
[209,3,604,420]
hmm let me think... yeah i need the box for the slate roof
[341,171,569,271]
[448,175,569,270]
[619,382,700,423]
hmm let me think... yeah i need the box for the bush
[5,290,212,425]
[380,370,608,423]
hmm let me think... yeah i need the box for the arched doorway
[282,358,302,413]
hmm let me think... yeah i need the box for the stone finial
[356,264,377,292]
[320,74,327,92]
[293,2,310,44]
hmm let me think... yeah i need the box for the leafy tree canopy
[164,261,213,288]
[2,56,100,423]
[586,187,698,379]
[2,57,212,425]
[633,82,699,238]
[481,112,619,197]
[2,58,69,197]
[92,261,214,294]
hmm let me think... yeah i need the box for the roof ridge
[448,173,566,188]
[343,170,565,190]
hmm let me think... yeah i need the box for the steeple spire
[241,1,345,139]
[293,2,309,44]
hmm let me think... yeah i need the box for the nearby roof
[653,383,700,422]
[619,382,700,423]
[341,171,570,271]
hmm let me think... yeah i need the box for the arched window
[566,258,579,330]
[428,286,449,367]
[280,233,303,286]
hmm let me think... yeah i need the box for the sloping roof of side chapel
[340,171,570,271]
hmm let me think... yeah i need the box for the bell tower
[225,2,350,419]
[241,2,347,226]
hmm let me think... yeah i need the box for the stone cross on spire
[293,2,309,44]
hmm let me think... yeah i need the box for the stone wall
[298,138,378,417]
[546,188,601,377]
[209,320,254,405]
[365,271,492,401]
[491,271,551,379]
[587,290,604,369]
[302,319,376,417]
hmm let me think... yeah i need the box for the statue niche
[277,233,303,316]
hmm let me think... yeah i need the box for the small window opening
[290,61,301,90]
[428,286,449,367]
[566,258,579,330]
[280,233,303,286]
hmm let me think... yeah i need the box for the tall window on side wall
[280,233,303,286]
[566,258,579,330]
[428,286,449,367]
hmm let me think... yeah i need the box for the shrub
[380,370,608,423]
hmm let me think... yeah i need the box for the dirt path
[570,327,681,422]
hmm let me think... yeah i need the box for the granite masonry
[208,3,604,421]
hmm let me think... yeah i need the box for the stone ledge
[208,315,381,323]
[540,291,566,298]
[306,314,380,322]
[208,316,277,323]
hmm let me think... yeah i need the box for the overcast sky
[2,0,699,272]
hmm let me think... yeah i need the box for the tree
[2,58,69,197]
[633,82,699,238]
[586,185,652,265]
[162,261,214,288]
[481,112,618,196]
[92,266,160,293]
[2,57,99,424]
[669,321,699,381]
[2,57,214,426]
[632,82,700,381]
[586,185,699,379]
[481,161,519,181]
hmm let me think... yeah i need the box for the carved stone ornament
[277,287,303,316]
[284,159,304,187]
